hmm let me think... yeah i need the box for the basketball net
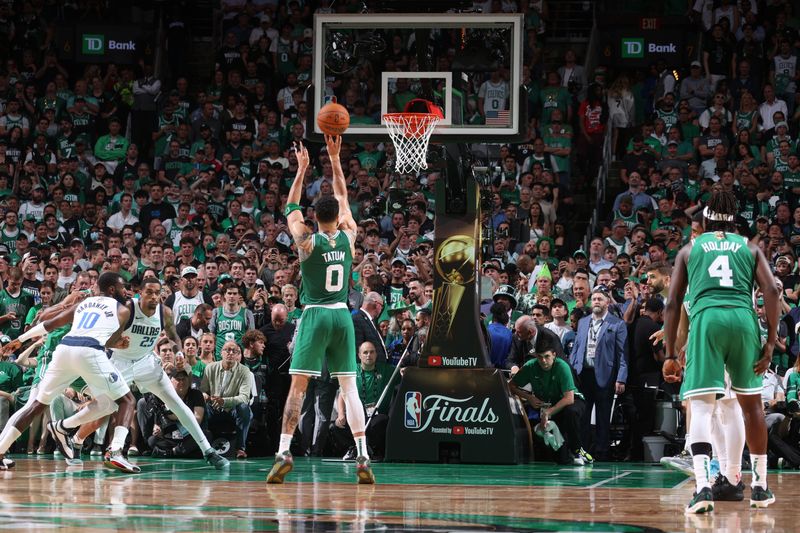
[382,113,441,174]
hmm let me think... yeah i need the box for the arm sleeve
[208,309,218,333]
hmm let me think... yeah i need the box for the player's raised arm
[325,134,357,233]
[285,142,313,253]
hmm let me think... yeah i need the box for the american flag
[485,110,511,126]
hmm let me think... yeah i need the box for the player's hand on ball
[662,358,682,383]
[324,134,342,157]
[1,339,21,356]
[754,343,774,375]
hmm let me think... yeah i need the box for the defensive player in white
[0,272,139,473]
[105,276,229,469]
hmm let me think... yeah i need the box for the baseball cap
[70,237,84,246]
[233,186,245,195]
[776,255,792,265]
[550,297,567,308]
[391,257,407,266]
[181,266,198,278]
[690,60,701,68]
[218,273,233,283]
[573,249,587,258]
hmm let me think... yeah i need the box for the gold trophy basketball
[430,235,476,341]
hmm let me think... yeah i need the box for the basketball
[663,358,683,383]
[317,102,350,135]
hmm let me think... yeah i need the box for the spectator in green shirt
[0,347,23,432]
[509,348,590,465]
[93,117,129,173]
[332,341,394,459]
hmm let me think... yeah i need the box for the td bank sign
[82,34,136,55]
[621,37,679,59]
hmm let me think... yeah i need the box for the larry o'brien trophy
[385,148,530,464]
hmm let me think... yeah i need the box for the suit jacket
[176,317,208,341]
[352,309,387,364]
[570,312,628,388]
[505,325,565,370]
[200,361,252,409]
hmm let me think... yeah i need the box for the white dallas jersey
[111,299,163,361]
[171,291,203,325]
[66,296,120,345]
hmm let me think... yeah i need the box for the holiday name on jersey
[700,241,742,253]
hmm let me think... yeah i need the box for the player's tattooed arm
[161,306,183,348]
[295,230,313,261]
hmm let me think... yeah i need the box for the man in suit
[506,315,564,374]
[201,340,253,459]
[569,285,628,460]
[352,292,387,364]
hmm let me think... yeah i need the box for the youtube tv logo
[453,426,465,435]
[427,355,442,366]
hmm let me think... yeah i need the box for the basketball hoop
[383,99,443,174]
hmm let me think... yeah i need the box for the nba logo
[404,391,422,429]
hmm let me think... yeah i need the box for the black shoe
[686,486,714,514]
[342,446,357,461]
[711,475,744,501]
[150,447,172,458]
[750,486,776,508]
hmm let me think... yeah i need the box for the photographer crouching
[508,347,592,465]
[146,368,209,458]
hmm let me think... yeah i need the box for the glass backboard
[311,13,524,142]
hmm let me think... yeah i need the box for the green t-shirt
[356,361,394,413]
[0,290,34,338]
[214,307,248,359]
[688,232,755,316]
[511,357,583,405]
[0,360,22,393]
[787,371,800,402]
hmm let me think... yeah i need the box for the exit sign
[640,18,661,30]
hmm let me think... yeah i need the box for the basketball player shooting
[266,137,375,484]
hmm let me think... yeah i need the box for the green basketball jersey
[299,231,352,306]
[214,306,248,359]
[688,232,755,316]
[33,323,70,386]
[0,290,34,338]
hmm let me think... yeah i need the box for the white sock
[721,400,744,483]
[0,426,21,454]
[355,436,369,459]
[751,454,768,489]
[684,432,691,453]
[109,426,129,452]
[710,407,726,476]
[692,453,712,491]
[278,433,293,455]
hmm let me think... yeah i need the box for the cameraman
[147,368,208,458]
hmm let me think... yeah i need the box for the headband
[703,206,734,222]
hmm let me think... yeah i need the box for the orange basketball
[317,102,350,135]
[663,358,683,382]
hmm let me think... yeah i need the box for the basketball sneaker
[355,456,375,484]
[661,450,693,476]
[685,487,714,514]
[204,450,230,470]
[48,420,76,460]
[0,456,14,470]
[750,486,776,508]
[104,449,141,474]
[711,475,744,501]
[576,448,594,464]
[266,451,294,484]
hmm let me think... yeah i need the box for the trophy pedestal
[385,367,531,464]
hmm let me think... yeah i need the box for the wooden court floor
[0,456,797,532]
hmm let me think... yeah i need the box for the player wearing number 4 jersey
[0,273,139,472]
[266,136,374,485]
[665,191,778,513]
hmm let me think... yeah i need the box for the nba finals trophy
[386,147,530,463]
